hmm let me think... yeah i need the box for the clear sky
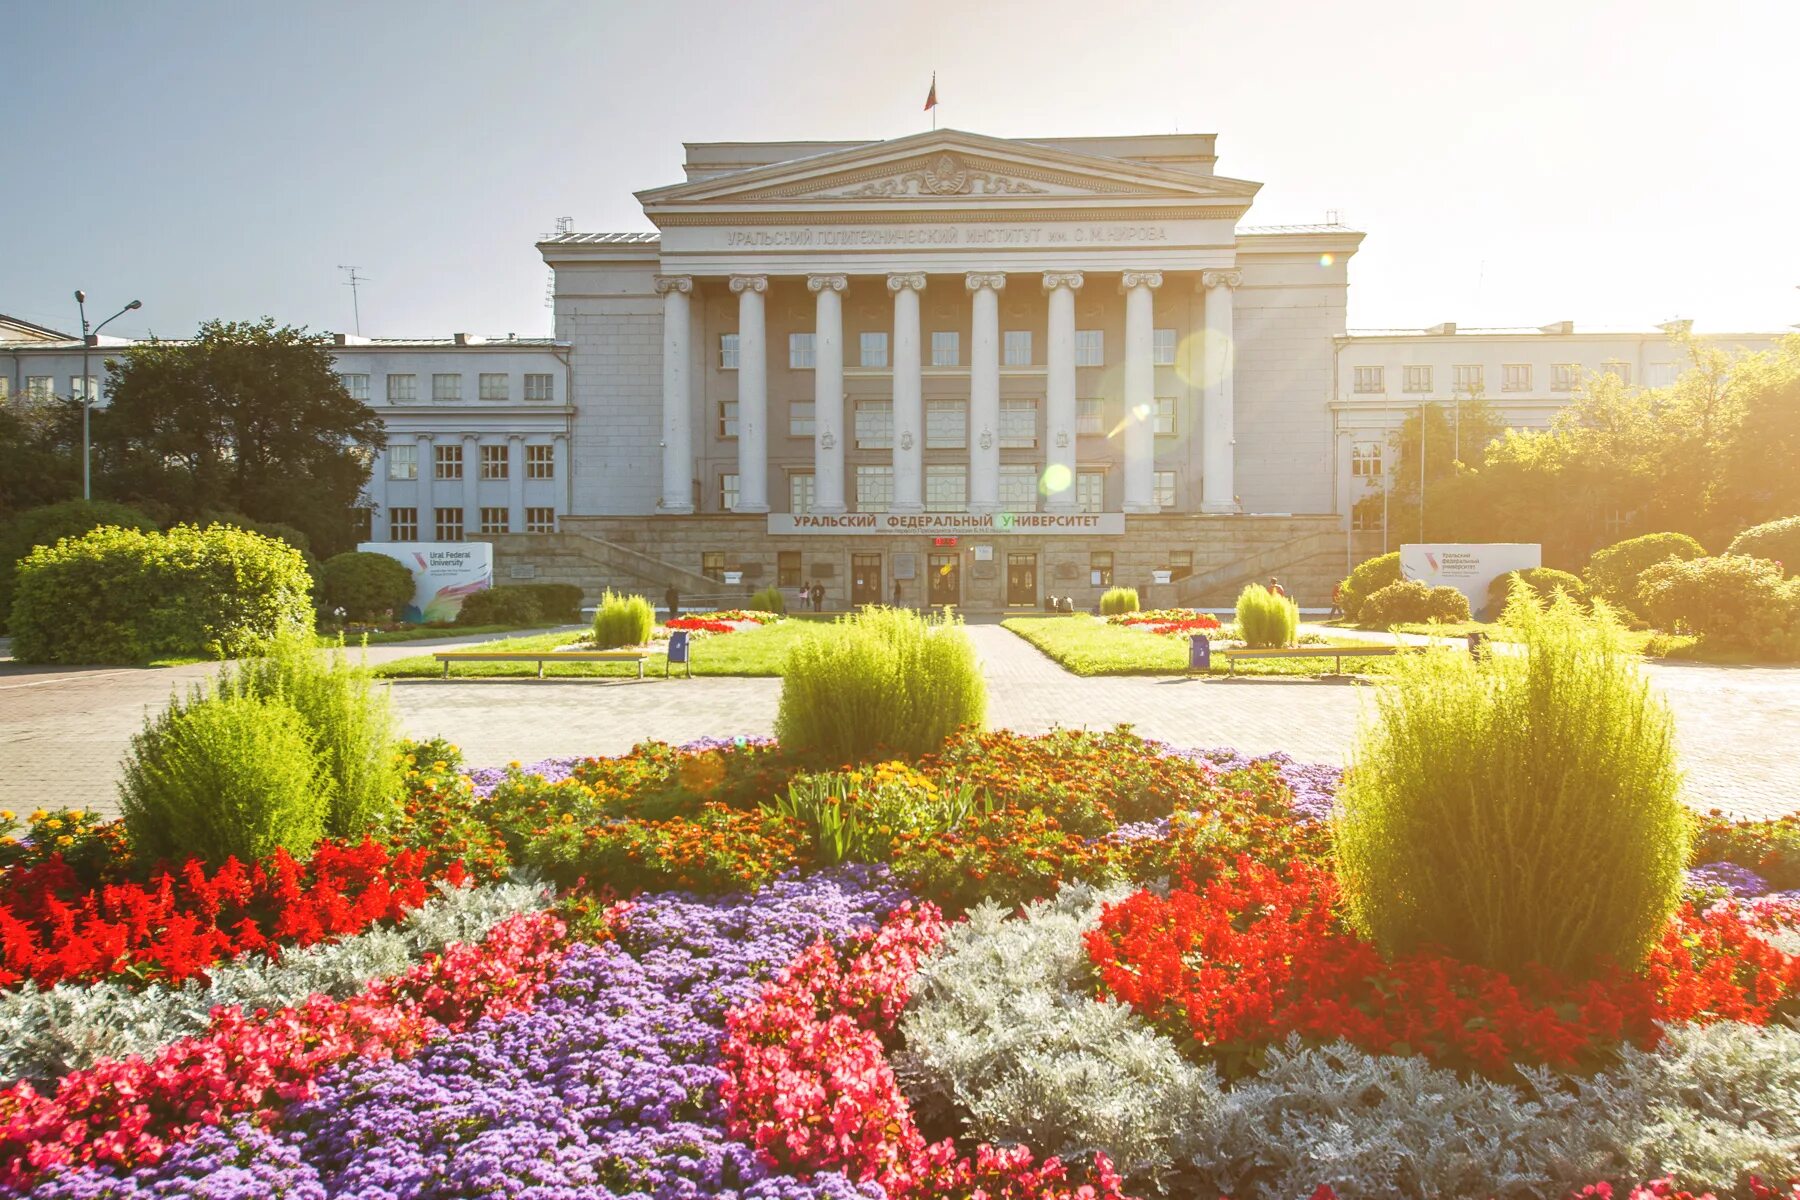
[4,0,1795,341]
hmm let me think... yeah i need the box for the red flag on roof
[924,73,937,111]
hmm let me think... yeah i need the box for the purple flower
[1687,861,1773,898]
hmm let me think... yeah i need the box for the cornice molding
[652,205,1251,228]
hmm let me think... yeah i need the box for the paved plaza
[1,624,1795,820]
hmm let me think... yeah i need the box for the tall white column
[507,434,525,533]
[966,272,1005,514]
[888,272,926,513]
[552,435,570,518]
[462,434,481,537]
[1121,270,1163,514]
[1042,271,1083,513]
[1200,269,1242,513]
[729,274,770,513]
[808,274,848,514]
[654,274,695,514]
[415,434,434,534]
[366,449,388,541]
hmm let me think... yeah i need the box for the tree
[93,319,382,556]
[0,396,81,516]
[1375,395,1506,546]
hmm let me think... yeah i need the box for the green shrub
[776,606,986,761]
[750,585,787,615]
[1359,579,1472,627]
[1235,583,1298,648]
[454,586,543,627]
[1636,555,1798,650]
[1099,587,1140,615]
[592,589,655,649]
[1727,516,1800,576]
[1338,552,1400,622]
[317,551,414,622]
[10,523,314,664]
[120,690,331,866]
[1334,590,1687,977]
[217,631,400,840]
[519,583,583,623]
[0,499,159,633]
[1485,567,1590,616]
[765,770,989,865]
[1584,532,1708,610]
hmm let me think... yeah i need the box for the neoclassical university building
[3,129,1782,607]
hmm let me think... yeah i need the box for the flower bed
[1106,607,1224,636]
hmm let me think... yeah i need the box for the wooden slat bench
[433,649,652,679]
[1220,644,1398,676]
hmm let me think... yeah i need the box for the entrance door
[928,553,961,608]
[851,553,883,606]
[1006,553,1038,607]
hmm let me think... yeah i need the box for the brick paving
[2,624,1794,820]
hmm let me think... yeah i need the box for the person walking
[1268,576,1287,598]
[810,581,824,612]
[663,584,680,624]
[891,577,903,609]
[1328,582,1343,619]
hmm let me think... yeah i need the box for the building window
[1646,362,1679,389]
[1077,471,1106,513]
[25,376,53,400]
[1503,364,1532,392]
[432,374,462,402]
[389,507,418,541]
[479,444,508,480]
[1076,397,1105,436]
[778,550,803,588]
[524,373,554,401]
[1552,363,1580,392]
[1074,329,1104,367]
[434,507,464,542]
[788,401,816,438]
[924,464,968,512]
[1153,329,1177,366]
[1090,551,1113,587]
[1169,549,1193,581]
[789,472,815,515]
[350,507,373,542]
[721,473,740,510]
[860,332,888,368]
[1154,396,1176,437]
[387,444,418,480]
[719,400,740,438]
[526,444,554,480]
[0,378,10,402]
[1352,441,1383,478]
[719,333,740,369]
[387,374,417,403]
[930,331,960,367]
[855,400,893,449]
[999,397,1037,448]
[525,507,555,534]
[477,373,508,401]
[926,400,966,448]
[434,444,463,481]
[1403,365,1432,393]
[479,507,509,535]
[1153,471,1177,509]
[1351,498,1382,531]
[788,332,816,369]
[856,465,894,513]
[1353,366,1385,394]
[1601,361,1631,385]
[340,373,370,401]
[1452,364,1484,393]
[701,552,725,582]
[1003,330,1033,366]
[998,464,1038,512]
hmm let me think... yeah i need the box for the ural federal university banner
[356,542,493,623]
[769,512,1126,536]
[1399,543,1541,617]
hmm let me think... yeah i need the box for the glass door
[1006,553,1037,607]
[927,552,960,608]
[851,553,883,606]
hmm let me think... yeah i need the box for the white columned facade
[1121,270,1163,514]
[507,435,526,533]
[966,272,1005,514]
[415,434,434,532]
[654,274,695,514]
[888,272,926,513]
[552,435,570,516]
[729,274,770,513]
[1200,269,1241,513]
[1041,271,1083,513]
[807,273,848,514]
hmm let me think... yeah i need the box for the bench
[1219,644,1397,676]
[433,649,652,679]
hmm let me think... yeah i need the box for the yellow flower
[29,810,47,822]
[0,836,16,846]
[43,819,61,831]
[432,761,447,771]
[56,835,74,847]
[67,809,83,821]
[561,813,575,824]
[0,810,13,822]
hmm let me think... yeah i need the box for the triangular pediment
[636,129,1259,209]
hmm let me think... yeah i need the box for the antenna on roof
[1325,209,1339,225]
[545,218,573,310]
[338,266,369,335]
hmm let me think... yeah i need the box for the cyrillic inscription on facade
[768,512,1126,536]
[723,224,1173,249]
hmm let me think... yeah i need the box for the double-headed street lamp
[74,290,142,501]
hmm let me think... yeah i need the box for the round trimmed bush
[1636,554,1796,648]
[318,551,414,622]
[1360,579,1472,627]
[455,585,543,627]
[1486,567,1589,616]
[520,583,584,623]
[1727,516,1800,576]
[120,690,331,866]
[0,499,159,633]
[750,585,787,615]
[1338,552,1400,623]
[1335,590,1688,977]
[1100,587,1140,615]
[10,524,314,664]
[1235,583,1298,648]
[1584,532,1707,609]
[592,589,654,649]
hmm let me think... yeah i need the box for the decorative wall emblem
[899,431,914,451]
[978,428,994,451]
[1055,429,1070,448]
[838,152,1049,198]
[820,431,836,451]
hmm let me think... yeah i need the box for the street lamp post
[74,291,142,501]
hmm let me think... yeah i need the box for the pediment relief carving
[735,151,1160,201]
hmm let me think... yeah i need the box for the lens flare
[1132,403,1152,421]
[1040,462,1073,495]
[1319,253,1335,267]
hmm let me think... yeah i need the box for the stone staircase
[487,531,719,605]
[1175,528,1349,607]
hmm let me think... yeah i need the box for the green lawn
[1002,615,1404,677]
[323,622,571,647]
[373,619,834,679]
